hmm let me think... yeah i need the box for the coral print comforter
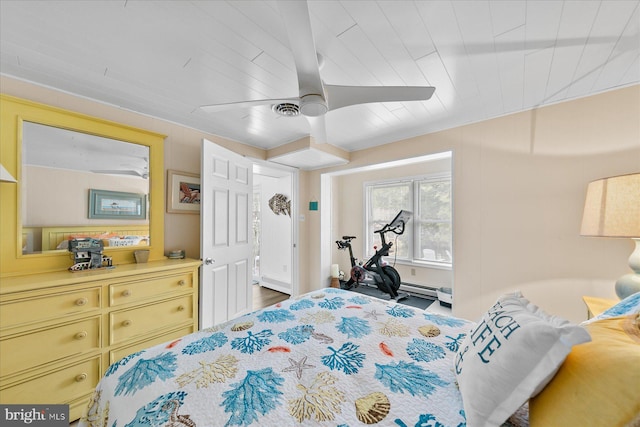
[79,288,475,427]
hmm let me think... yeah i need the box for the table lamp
[580,173,640,299]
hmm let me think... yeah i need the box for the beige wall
[3,75,639,323]
[307,85,640,322]
[23,166,148,226]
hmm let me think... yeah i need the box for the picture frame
[88,189,147,219]
[167,169,201,213]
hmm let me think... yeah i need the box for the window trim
[363,172,452,270]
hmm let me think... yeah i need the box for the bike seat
[342,235,356,240]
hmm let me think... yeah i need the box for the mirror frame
[0,94,165,276]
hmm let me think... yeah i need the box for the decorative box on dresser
[0,258,201,421]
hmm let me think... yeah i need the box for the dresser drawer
[1,317,101,377]
[110,295,193,345]
[0,357,100,405]
[109,272,193,306]
[0,287,100,330]
[109,325,194,365]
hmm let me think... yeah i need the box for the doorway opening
[252,188,261,284]
[320,151,453,309]
[251,161,299,306]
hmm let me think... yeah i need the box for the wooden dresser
[0,258,200,421]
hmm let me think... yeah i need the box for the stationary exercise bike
[336,210,412,301]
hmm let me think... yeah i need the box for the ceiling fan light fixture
[202,0,435,143]
[300,94,328,117]
[272,103,301,117]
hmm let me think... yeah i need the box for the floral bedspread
[79,288,475,427]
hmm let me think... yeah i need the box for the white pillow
[454,291,591,427]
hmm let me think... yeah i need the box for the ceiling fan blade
[325,85,435,111]
[465,35,625,55]
[200,98,298,113]
[277,0,324,98]
[92,169,147,178]
[307,115,327,144]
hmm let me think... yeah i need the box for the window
[365,174,452,267]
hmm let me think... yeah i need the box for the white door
[200,138,253,329]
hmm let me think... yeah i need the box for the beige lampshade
[580,173,640,238]
[0,164,17,183]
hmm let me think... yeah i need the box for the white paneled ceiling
[1,1,639,169]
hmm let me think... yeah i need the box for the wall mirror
[0,94,165,275]
[22,121,151,254]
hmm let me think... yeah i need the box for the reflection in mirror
[21,121,150,254]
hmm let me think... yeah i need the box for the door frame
[252,159,300,298]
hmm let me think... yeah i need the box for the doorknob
[204,258,214,265]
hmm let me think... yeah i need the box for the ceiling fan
[200,0,435,144]
[92,157,149,179]
[91,169,149,179]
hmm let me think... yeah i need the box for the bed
[78,288,640,427]
[22,225,150,252]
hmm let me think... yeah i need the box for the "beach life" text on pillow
[455,300,522,372]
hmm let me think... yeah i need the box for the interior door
[200,138,253,329]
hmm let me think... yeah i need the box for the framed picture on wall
[167,170,201,214]
[88,189,147,219]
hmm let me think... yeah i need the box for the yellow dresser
[0,258,200,421]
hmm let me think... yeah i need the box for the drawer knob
[177,305,185,311]
[122,289,132,297]
[178,280,186,286]
[75,373,87,382]
[122,320,132,327]
[75,297,88,306]
[75,331,88,340]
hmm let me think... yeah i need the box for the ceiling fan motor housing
[300,94,328,117]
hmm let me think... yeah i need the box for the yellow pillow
[529,314,640,426]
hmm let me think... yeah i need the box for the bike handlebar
[375,221,405,236]
[374,210,412,236]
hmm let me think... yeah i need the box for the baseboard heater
[399,282,438,299]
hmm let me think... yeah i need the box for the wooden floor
[253,284,289,309]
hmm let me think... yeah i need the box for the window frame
[363,172,452,270]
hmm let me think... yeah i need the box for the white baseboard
[259,276,292,295]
